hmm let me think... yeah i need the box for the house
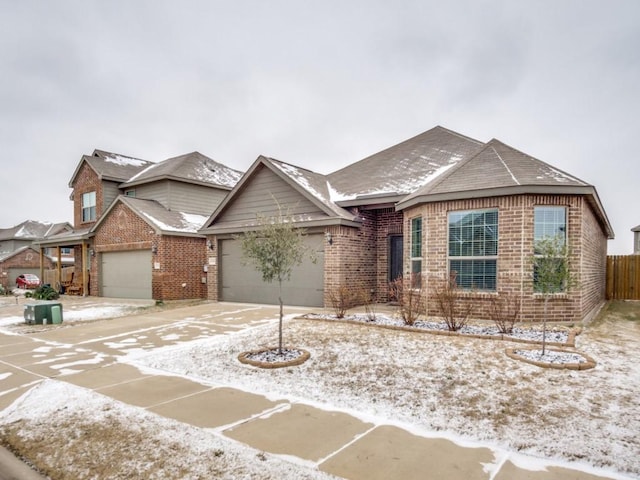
[38,149,242,299]
[200,126,613,322]
[632,225,640,254]
[0,221,72,289]
[0,247,56,290]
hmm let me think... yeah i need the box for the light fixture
[325,232,333,245]
[151,245,157,254]
[89,249,95,257]
[206,239,213,250]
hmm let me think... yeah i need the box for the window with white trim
[410,216,422,287]
[82,191,96,222]
[448,209,498,290]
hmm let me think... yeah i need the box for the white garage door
[101,250,152,299]
[220,234,324,307]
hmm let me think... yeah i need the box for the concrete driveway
[0,296,624,480]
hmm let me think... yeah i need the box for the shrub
[360,289,377,322]
[389,274,424,326]
[433,273,473,331]
[328,285,360,318]
[29,284,60,301]
[489,291,521,334]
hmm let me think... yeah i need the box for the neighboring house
[0,247,55,290]
[0,220,73,258]
[0,221,73,289]
[632,225,640,254]
[200,126,614,323]
[38,149,242,300]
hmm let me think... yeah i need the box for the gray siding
[134,180,228,215]
[103,181,121,211]
[217,165,324,224]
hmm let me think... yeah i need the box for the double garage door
[220,234,324,307]
[101,250,152,299]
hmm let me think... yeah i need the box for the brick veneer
[205,194,607,323]
[403,194,607,323]
[71,163,103,229]
[94,202,207,300]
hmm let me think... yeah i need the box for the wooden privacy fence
[43,267,74,288]
[606,255,640,300]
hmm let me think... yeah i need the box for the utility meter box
[24,301,63,325]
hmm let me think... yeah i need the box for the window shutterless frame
[447,209,498,291]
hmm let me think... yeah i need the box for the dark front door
[389,235,403,283]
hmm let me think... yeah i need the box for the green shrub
[30,284,60,301]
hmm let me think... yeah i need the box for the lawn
[132,300,640,477]
[1,300,638,479]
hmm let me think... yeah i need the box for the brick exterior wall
[71,163,103,229]
[323,208,404,305]
[0,248,54,289]
[153,235,207,301]
[205,194,607,323]
[403,194,607,323]
[94,202,207,300]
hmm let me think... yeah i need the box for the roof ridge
[487,138,589,186]
[489,145,520,185]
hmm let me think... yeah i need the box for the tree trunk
[542,296,548,356]
[278,280,283,355]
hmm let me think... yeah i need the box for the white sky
[1,0,638,254]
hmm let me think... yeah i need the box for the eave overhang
[396,184,614,239]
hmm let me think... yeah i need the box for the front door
[389,235,403,283]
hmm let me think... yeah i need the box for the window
[82,191,96,222]
[124,189,136,197]
[448,209,498,290]
[534,206,566,252]
[61,247,72,255]
[410,216,422,287]
[533,206,567,292]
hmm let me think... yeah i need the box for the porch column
[56,246,62,289]
[82,242,89,297]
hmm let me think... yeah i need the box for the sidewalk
[0,299,629,479]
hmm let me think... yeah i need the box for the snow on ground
[0,295,152,328]
[0,380,335,479]
[125,312,640,478]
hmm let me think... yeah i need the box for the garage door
[7,268,41,288]
[101,250,152,299]
[220,234,324,307]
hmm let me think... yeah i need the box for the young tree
[532,235,577,355]
[237,205,314,354]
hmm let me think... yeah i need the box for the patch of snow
[140,211,208,233]
[194,160,242,188]
[514,349,587,364]
[0,380,335,479]
[243,348,305,363]
[104,154,148,168]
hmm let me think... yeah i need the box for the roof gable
[92,196,208,236]
[201,156,359,234]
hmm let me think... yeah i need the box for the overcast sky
[1,1,638,254]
